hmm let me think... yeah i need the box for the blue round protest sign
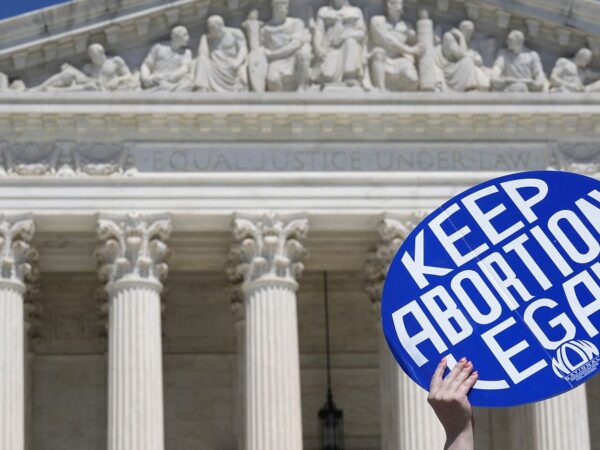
[382,171,600,407]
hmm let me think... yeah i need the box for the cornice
[1,93,600,140]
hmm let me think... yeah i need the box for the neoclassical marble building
[1,0,600,449]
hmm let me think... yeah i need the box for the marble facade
[1,0,600,449]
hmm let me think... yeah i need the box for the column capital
[364,212,425,305]
[229,212,308,293]
[0,214,36,294]
[96,213,172,293]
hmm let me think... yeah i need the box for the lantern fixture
[318,271,344,450]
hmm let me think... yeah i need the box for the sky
[0,0,71,20]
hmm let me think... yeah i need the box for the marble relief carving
[1,0,599,93]
[0,141,134,176]
[195,16,249,92]
[140,26,194,91]
[490,29,547,92]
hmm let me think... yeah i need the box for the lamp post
[318,271,344,450]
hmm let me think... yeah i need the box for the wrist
[444,421,474,450]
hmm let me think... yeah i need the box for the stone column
[0,214,35,450]
[529,387,590,450]
[365,214,445,450]
[227,278,245,450]
[230,212,308,450]
[96,213,171,450]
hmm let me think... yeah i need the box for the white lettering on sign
[428,203,489,267]
[391,181,600,388]
[481,317,547,384]
[500,178,548,223]
[462,185,524,245]
[524,298,576,350]
[400,230,451,289]
[392,300,448,367]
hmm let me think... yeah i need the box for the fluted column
[228,282,245,450]
[528,387,590,450]
[96,213,171,450]
[230,212,308,450]
[0,215,35,450]
[365,214,445,450]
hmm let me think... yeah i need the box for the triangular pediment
[1,0,600,89]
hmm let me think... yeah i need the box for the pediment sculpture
[0,0,599,94]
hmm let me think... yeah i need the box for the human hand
[428,357,477,450]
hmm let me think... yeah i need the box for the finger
[450,360,474,391]
[458,370,479,395]
[430,357,447,391]
[441,356,466,387]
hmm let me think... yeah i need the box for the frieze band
[1,0,600,94]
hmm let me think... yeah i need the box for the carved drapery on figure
[550,48,600,93]
[434,20,491,92]
[491,29,547,92]
[369,0,420,91]
[195,16,248,92]
[3,0,600,93]
[34,44,139,92]
[313,0,368,89]
[140,26,193,91]
[244,0,310,92]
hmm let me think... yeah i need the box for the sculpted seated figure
[491,30,547,92]
[34,43,139,92]
[550,48,600,93]
[435,21,490,92]
[195,15,248,92]
[243,0,310,92]
[140,26,193,91]
[313,0,367,88]
[369,0,421,91]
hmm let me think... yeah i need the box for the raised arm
[428,357,478,450]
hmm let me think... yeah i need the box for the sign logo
[381,171,600,407]
[552,340,600,382]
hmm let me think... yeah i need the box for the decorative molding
[364,212,426,304]
[229,212,308,291]
[1,94,600,143]
[95,213,172,290]
[0,214,36,293]
[0,141,135,176]
[549,142,600,177]
[24,278,43,344]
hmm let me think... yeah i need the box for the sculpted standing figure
[140,26,193,91]
[435,21,490,92]
[242,10,268,92]
[491,30,547,92]
[34,43,138,91]
[550,48,600,93]
[313,0,367,87]
[369,0,421,91]
[195,16,248,92]
[244,0,310,92]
